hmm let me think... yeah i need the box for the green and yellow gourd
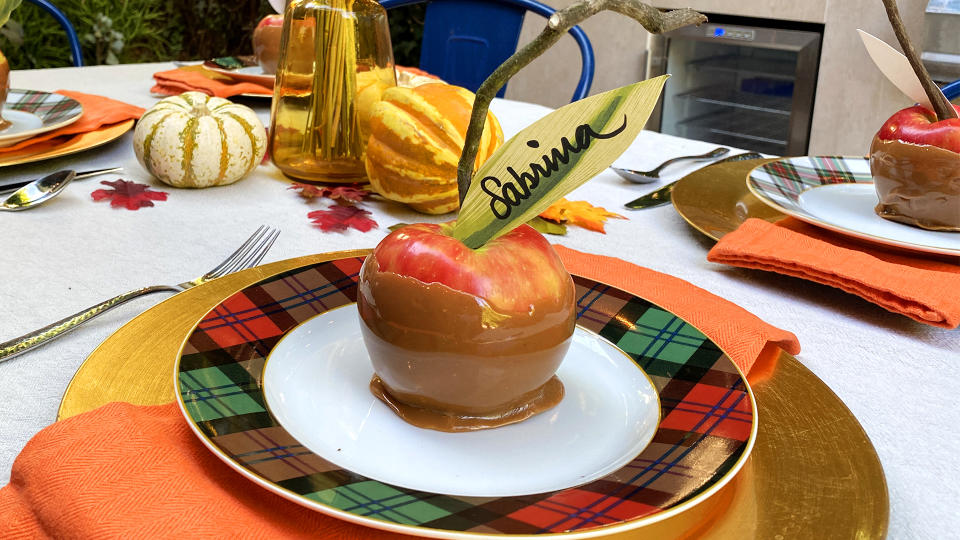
[133,92,266,188]
[364,83,503,214]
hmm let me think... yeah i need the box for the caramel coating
[870,136,960,231]
[357,255,576,432]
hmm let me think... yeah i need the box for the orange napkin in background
[0,91,144,153]
[151,66,273,98]
[0,249,799,537]
[707,217,960,329]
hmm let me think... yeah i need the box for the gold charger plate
[59,251,888,539]
[0,119,135,168]
[671,157,784,241]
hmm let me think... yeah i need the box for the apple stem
[454,1,707,208]
[881,0,958,121]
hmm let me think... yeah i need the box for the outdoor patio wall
[506,0,929,156]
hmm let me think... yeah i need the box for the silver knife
[624,152,764,210]
[0,167,123,195]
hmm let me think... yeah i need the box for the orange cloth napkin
[0,91,144,153]
[707,218,960,329]
[0,249,799,537]
[0,402,414,539]
[151,66,273,98]
[555,246,800,373]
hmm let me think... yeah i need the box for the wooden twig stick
[881,0,957,121]
[455,0,706,207]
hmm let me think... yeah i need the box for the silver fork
[0,226,280,363]
[611,147,730,183]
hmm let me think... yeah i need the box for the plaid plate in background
[5,89,83,127]
[176,257,754,536]
[748,155,873,211]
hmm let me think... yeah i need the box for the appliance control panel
[706,25,756,41]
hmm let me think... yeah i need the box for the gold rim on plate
[58,250,888,539]
[205,65,275,88]
[670,157,784,241]
[0,119,135,168]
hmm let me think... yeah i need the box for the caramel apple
[869,105,960,232]
[868,1,960,232]
[357,222,576,432]
[252,14,283,75]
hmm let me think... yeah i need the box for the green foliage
[0,0,423,69]
[1,0,183,68]
[387,4,424,67]
[166,0,271,62]
[80,13,124,65]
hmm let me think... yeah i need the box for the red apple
[875,104,960,153]
[357,222,576,431]
[252,15,284,75]
[870,104,960,231]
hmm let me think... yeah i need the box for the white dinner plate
[747,156,960,256]
[262,305,661,498]
[0,89,83,147]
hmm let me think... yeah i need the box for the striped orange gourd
[133,92,266,188]
[364,83,503,214]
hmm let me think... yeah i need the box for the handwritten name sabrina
[480,115,628,220]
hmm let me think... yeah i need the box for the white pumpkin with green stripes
[133,92,266,188]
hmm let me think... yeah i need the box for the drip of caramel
[870,136,960,232]
[369,374,564,432]
[358,256,575,432]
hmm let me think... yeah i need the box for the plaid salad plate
[175,257,756,538]
[0,90,83,147]
[747,156,960,256]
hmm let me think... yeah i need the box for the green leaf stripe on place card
[452,75,668,248]
[0,0,20,28]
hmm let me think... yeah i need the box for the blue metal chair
[380,0,594,101]
[24,0,83,67]
[943,79,959,101]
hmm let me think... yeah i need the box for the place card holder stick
[447,0,707,248]
[880,0,957,121]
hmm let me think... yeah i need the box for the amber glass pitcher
[0,50,10,131]
[268,0,396,183]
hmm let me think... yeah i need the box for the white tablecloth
[0,62,956,539]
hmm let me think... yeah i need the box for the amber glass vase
[0,49,9,131]
[268,0,396,183]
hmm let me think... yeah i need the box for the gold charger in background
[0,119,135,168]
[671,157,784,240]
[59,251,888,539]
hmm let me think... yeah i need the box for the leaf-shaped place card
[0,0,21,27]
[857,29,935,110]
[453,75,668,248]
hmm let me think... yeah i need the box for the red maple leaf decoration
[289,183,370,203]
[308,204,378,232]
[91,179,168,210]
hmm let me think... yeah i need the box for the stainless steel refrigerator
[646,17,823,156]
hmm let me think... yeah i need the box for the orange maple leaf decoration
[539,198,626,233]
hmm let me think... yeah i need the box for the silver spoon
[612,147,730,183]
[0,167,122,211]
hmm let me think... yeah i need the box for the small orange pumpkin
[364,83,503,214]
